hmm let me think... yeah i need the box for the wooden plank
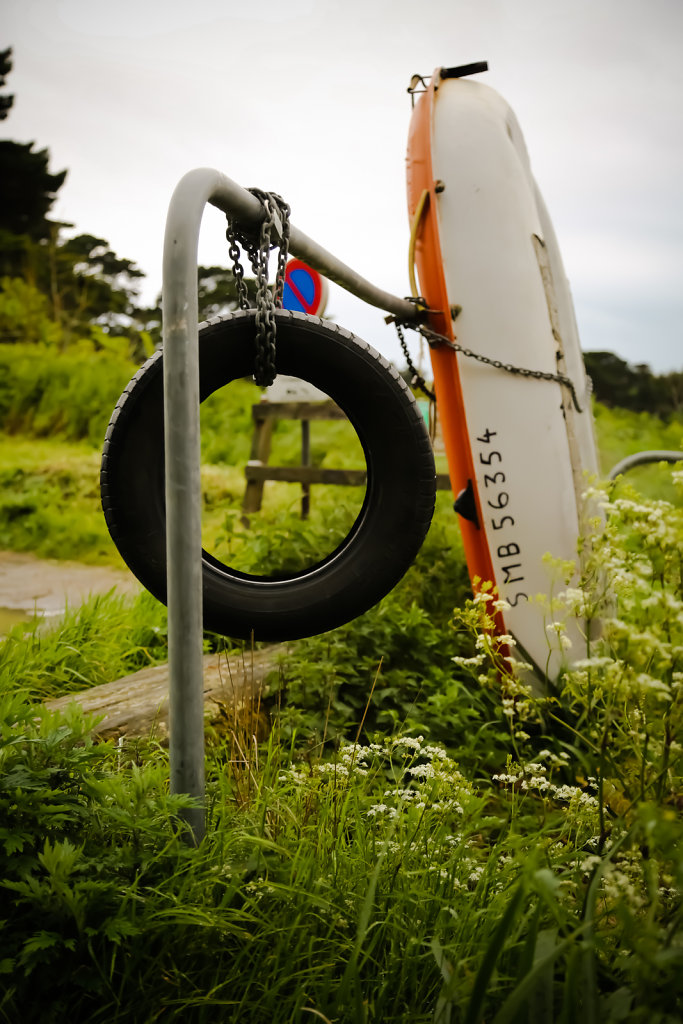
[245,464,367,486]
[252,401,347,421]
[244,464,452,490]
[243,416,274,513]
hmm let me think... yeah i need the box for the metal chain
[395,318,583,413]
[225,189,291,387]
[395,321,436,401]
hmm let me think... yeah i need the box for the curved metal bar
[162,167,420,843]
[608,449,682,480]
[288,228,420,321]
[188,167,420,320]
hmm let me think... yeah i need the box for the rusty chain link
[225,189,291,387]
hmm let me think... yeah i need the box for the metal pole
[607,449,682,480]
[162,168,421,843]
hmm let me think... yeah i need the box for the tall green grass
[0,589,169,700]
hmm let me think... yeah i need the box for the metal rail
[162,168,420,842]
[608,449,682,480]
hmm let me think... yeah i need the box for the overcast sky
[4,0,682,372]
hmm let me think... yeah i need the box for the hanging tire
[100,308,436,641]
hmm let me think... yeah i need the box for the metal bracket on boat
[162,168,425,842]
[407,74,430,106]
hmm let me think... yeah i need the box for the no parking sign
[283,259,328,317]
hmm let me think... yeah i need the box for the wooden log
[45,647,278,744]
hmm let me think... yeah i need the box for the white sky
[4,0,683,372]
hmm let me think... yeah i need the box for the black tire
[100,309,435,641]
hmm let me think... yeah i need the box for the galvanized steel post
[162,169,420,843]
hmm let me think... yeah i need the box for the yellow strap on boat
[408,188,430,301]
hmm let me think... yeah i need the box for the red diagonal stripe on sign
[287,275,311,312]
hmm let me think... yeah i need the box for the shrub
[0,343,135,445]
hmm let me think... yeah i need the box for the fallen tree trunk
[45,647,279,743]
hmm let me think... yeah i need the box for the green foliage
[0,48,251,355]
[0,51,150,350]
[197,264,256,321]
[555,474,683,815]
[48,233,146,339]
[270,502,486,759]
[0,277,62,346]
[0,695,196,1022]
[594,401,682,502]
[0,47,66,251]
[443,470,683,1019]
[199,376,263,466]
[0,343,136,443]
[0,48,66,277]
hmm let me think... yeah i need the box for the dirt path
[0,549,140,618]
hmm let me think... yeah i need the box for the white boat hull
[407,72,599,683]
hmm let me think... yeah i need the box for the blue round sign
[282,259,328,316]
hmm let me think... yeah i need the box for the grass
[0,435,116,564]
[593,401,683,501]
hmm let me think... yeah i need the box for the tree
[197,265,256,320]
[584,351,639,409]
[584,350,683,419]
[0,141,67,242]
[0,47,14,120]
[37,232,156,358]
[0,46,67,278]
[56,233,145,329]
